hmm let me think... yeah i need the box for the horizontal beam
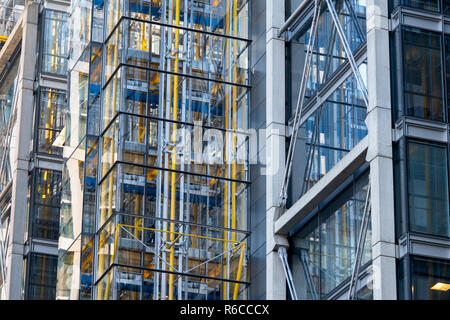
[275,136,368,235]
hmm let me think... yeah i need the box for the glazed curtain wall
[286,0,367,204]
[391,25,450,123]
[94,0,250,300]
[288,170,372,299]
[394,139,450,239]
[42,10,70,75]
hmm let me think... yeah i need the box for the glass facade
[23,6,70,301]
[56,0,251,300]
[391,0,450,301]
[302,72,367,194]
[286,0,368,204]
[288,170,372,299]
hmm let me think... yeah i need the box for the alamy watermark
[170,121,282,176]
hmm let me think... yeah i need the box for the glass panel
[84,137,99,234]
[0,54,19,190]
[66,54,89,149]
[32,169,62,240]
[95,214,248,300]
[445,0,450,14]
[445,35,450,120]
[300,70,367,196]
[27,253,58,300]
[289,171,371,299]
[403,27,444,122]
[288,0,366,101]
[88,43,102,136]
[98,163,249,231]
[80,235,95,299]
[94,1,250,300]
[60,139,86,240]
[38,88,67,155]
[103,18,249,86]
[70,0,92,64]
[407,141,450,237]
[104,0,249,39]
[42,10,70,75]
[411,256,450,300]
[56,234,81,300]
[399,0,440,12]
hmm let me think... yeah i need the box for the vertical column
[4,2,39,300]
[265,0,288,300]
[365,0,397,300]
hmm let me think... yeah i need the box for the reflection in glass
[27,253,58,300]
[42,10,69,75]
[32,169,62,240]
[403,27,444,122]
[289,171,371,299]
[407,141,450,237]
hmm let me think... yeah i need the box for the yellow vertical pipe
[232,244,245,300]
[168,0,181,300]
[135,20,147,241]
[231,0,238,243]
[222,0,230,300]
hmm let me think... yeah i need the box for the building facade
[0,0,70,299]
[0,0,448,300]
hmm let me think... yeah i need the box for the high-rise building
[0,0,69,300]
[0,0,448,300]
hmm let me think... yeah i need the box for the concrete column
[265,0,288,300]
[4,3,39,300]
[365,0,397,300]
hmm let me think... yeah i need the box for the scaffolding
[88,0,250,300]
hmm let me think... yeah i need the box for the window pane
[407,141,450,237]
[32,169,62,240]
[411,256,450,300]
[38,87,66,155]
[445,0,450,14]
[42,10,69,75]
[445,35,450,118]
[289,171,371,299]
[27,253,58,300]
[403,27,444,122]
[400,0,440,12]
